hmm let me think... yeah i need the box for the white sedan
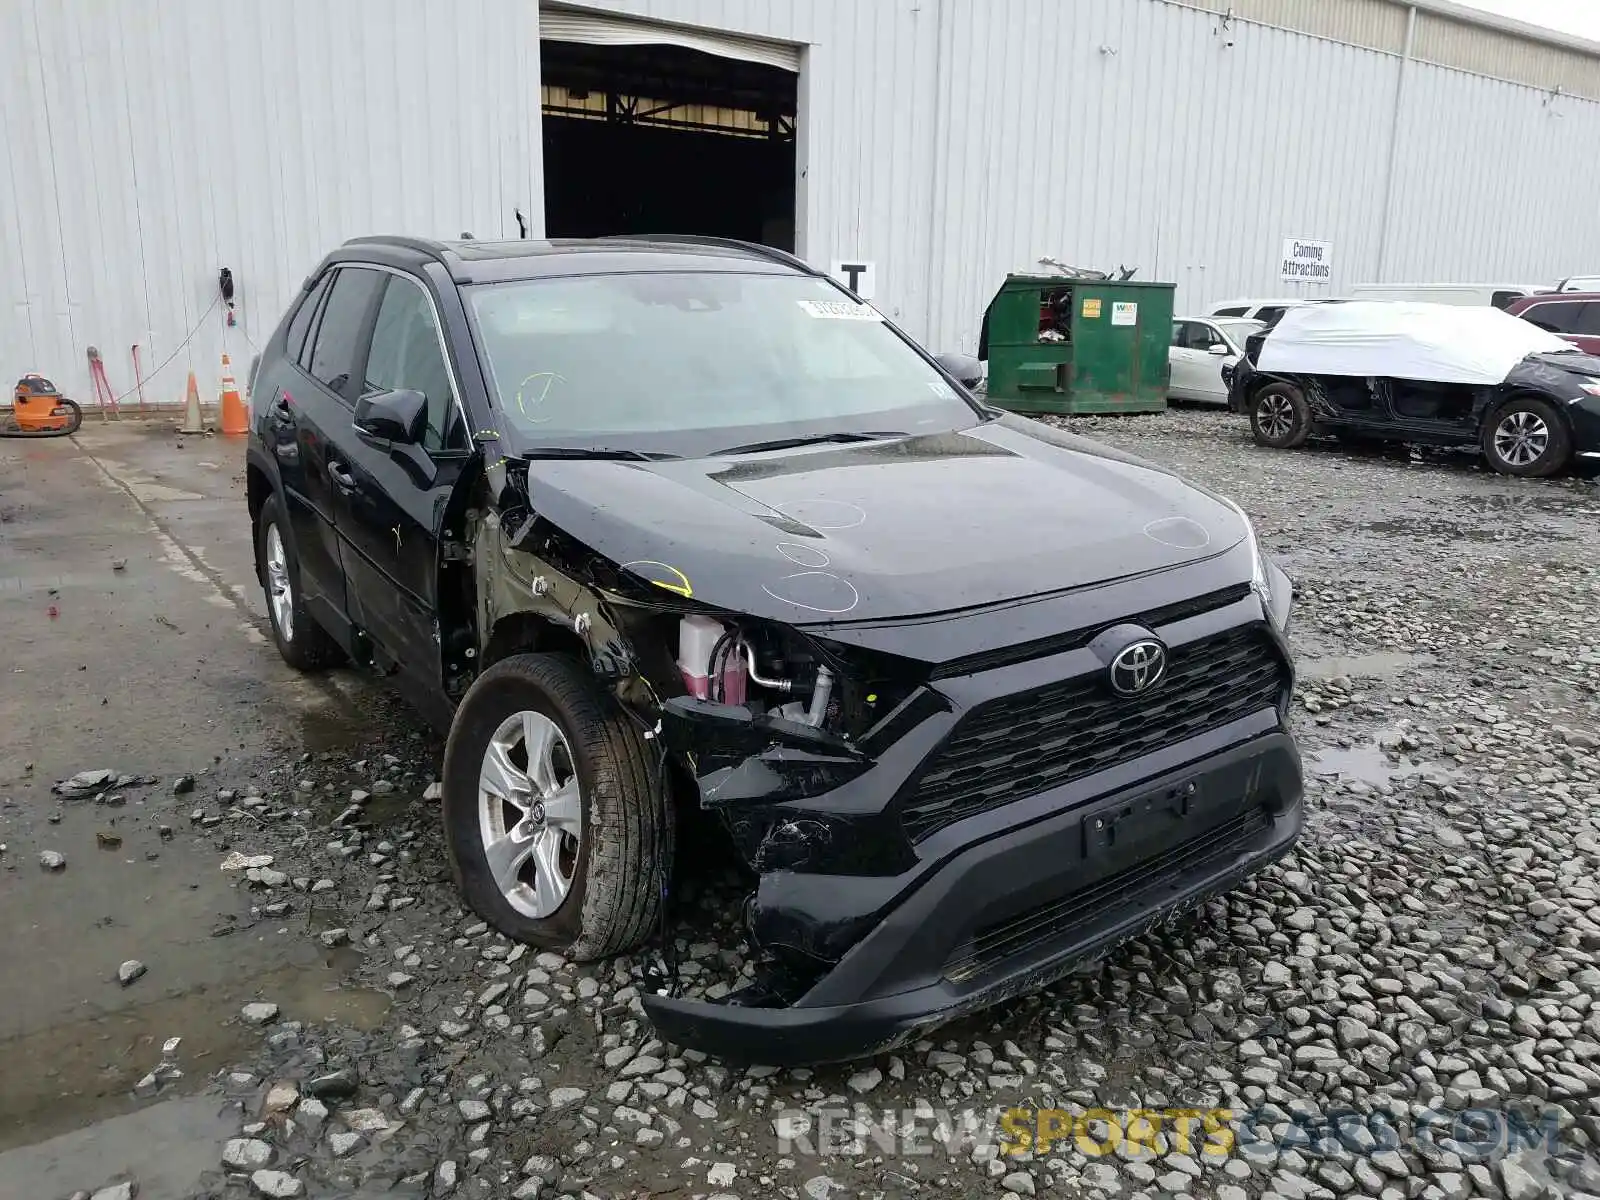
[1168,316,1264,404]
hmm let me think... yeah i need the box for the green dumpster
[978,275,1175,414]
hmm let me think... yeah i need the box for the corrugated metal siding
[1169,0,1600,100]
[0,0,542,405]
[1413,10,1600,99]
[576,0,1404,350]
[8,0,1600,399]
[920,0,1399,352]
[550,0,1600,352]
[549,0,942,334]
[1383,61,1600,284]
[1162,0,1409,56]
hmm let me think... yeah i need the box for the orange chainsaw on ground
[3,374,83,438]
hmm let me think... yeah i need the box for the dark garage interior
[540,39,798,250]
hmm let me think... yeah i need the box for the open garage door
[540,9,800,251]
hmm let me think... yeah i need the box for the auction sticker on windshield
[798,299,884,320]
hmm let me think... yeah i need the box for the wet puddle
[0,953,389,1153]
[1312,742,1424,786]
[295,706,375,754]
[310,782,417,828]
[1310,737,1459,788]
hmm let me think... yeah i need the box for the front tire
[1483,396,1570,477]
[255,494,341,671]
[1250,383,1312,449]
[441,653,671,960]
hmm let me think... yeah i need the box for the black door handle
[328,461,357,492]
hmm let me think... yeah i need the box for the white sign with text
[1280,238,1333,284]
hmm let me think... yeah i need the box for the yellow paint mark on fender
[620,560,693,598]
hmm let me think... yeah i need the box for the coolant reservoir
[677,615,748,704]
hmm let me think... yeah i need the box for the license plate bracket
[1082,777,1198,857]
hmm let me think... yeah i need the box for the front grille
[900,627,1285,841]
[943,806,1271,982]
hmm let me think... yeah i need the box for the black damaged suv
[246,234,1303,1064]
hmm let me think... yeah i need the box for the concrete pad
[0,1094,236,1200]
[0,420,409,1150]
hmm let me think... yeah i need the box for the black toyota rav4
[246,234,1302,1064]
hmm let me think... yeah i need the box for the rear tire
[1250,383,1312,449]
[441,653,671,961]
[1482,396,1570,477]
[255,493,341,671]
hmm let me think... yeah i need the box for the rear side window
[1578,302,1600,336]
[1490,290,1524,310]
[1520,301,1585,334]
[364,277,462,453]
[296,284,329,372]
[285,273,332,363]
[1253,306,1285,325]
[306,268,386,398]
[1213,306,1247,317]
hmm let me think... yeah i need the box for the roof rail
[342,235,457,271]
[596,233,820,276]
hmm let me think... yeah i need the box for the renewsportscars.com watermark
[772,1104,1566,1163]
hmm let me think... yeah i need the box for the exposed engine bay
[675,614,837,730]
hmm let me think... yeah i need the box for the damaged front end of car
[468,450,1304,1067]
[470,478,924,982]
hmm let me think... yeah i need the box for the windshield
[465,271,983,456]
[1214,319,1263,348]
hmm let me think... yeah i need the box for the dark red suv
[1507,292,1600,354]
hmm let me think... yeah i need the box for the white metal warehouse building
[5,0,1600,405]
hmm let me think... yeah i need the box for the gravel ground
[47,411,1600,1200]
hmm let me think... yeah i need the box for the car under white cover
[1256,301,1575,386]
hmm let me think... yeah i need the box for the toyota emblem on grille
[1109,639,1167,697]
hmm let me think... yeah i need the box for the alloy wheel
[477,710,583,919]
[1257,394,1295,440]
[1493,411,1550,467]
[264,523,294,640]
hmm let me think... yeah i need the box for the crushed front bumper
[1226,359,1259,413]
[644,727,1303,1065]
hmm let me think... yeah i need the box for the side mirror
[933,352,985,389]
[354,388,428,444]
[1208,344,1230,356]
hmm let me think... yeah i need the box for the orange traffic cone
[178,369,206,434]
[219,354,248,435]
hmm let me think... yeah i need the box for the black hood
[1525,349,1600,375]
[517,417,1247,624]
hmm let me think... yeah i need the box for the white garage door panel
[540,7,800,72]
